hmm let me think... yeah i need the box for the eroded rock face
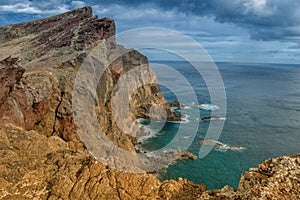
[0,6,178,152]
[0,7,202,199]
[236,155,300,199]
[196,155,300,200]
[0,124,162,199]
[0,56,24,107]
[0,56,47,130]
[0,124,208,199]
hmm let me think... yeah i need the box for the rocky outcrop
[167,100,181,108]
[0,57,24,112]
[0,6,187,199]
[0,124,207,199]
[0,56,47,131]
[0,6,118,151]
[236,154,300,199]
[0,6,299,200]
[198,140,246,151]
[0,6,179,153]
[200,116,221,121]
[0,124,162,199]
[0,124,298,199]
[178,151,197,160]
[198,155,300,199]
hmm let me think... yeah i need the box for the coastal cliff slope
[0,6,179,153]
[0,7,299,199]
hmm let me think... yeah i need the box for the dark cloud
[192,1,298,43]
[2,0,300,43]
[88,0,300,43]
[288,44,300,49]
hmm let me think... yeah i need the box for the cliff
[0,7,299,199]
[0,6,179,153]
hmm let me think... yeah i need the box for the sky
[0,0,300,64]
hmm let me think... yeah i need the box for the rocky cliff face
[0,6,179,153]
[0,6,299,200]
[0,6,117,151]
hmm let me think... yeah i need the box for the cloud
[71,1,87,8]
[183,1,300,43]
[288,44,300,49]
[0,1,43,14]
[92,3,246,36]
[89,0,300,43]
[0,0,85,15]
[89,1,300,63]
[93,3,180,21]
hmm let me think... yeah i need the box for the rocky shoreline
[0,7,299,199]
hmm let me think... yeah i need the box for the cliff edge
[0,7,299,199]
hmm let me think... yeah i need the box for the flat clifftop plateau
[0,6,299,199]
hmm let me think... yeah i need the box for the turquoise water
[139,61,300,189]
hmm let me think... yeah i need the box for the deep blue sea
[138,61,300,189]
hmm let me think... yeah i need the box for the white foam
[182,105,191,110]
[170,105,191,112]
[214,146,228,152]
[137,133,157,143]
[195,104,220,111]
[182,114,190,123]
[215,145,246,152]
[199,139,246,152]
[137,124,159,143]
[223,145,247,151]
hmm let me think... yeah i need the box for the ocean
[138,61,300,189]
